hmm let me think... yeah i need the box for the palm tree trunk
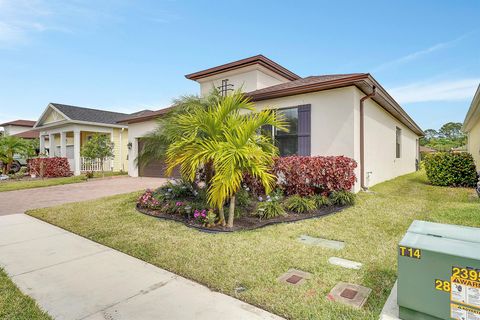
[218,205,226,226]
[227,194,236,228]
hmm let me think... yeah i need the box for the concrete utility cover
[328,257,362,270]
[327,282,372,309]
[278,269,312,286]
[298,235,345,250]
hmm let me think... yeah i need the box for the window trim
[396,126,402,158]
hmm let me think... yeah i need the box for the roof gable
[463,84,480,132]
[185,55,300,82]
[35,103,129,128]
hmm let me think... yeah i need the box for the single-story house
[0,120,39,139]
[33,103,131,175]
[120,55,424,191]
[462,83,480,169]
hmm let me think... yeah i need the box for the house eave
[35,120,128,131]
[462,84,480,133]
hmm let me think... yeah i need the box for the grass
[27,171,480,320]
[0,171,127,193]
[0,268,51,320]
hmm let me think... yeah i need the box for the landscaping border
[136,204,348,233]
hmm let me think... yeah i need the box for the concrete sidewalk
[0,214,282,320]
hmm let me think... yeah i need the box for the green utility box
[398,220,480,320]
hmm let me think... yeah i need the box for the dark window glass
[396,127,402,158]
[275,108,298,156]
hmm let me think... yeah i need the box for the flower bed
[137,175,355,232]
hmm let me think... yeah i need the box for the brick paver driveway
[0,177,166,215]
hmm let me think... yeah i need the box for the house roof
[420,145,436,153]
[117,106,175,124]
[247,73,424,136]
[12,129,39,139]
[49,103,129,125]
[0,119,36,127]
[462,84,480,132]
[185,55,301,81]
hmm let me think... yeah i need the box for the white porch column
[60,132,67,158]
[48,133,55,157]
[74,130,81,176]
[39,135,46,155]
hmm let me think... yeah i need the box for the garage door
[138,139,180,178]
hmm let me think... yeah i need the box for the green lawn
[27,171,480,320]
[0,268,51,320]
[0,171,127,193]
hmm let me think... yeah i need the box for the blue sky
[0,0,479,131]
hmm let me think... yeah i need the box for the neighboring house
[33,103,130,175]
[0,120,39,139]
[462,84,480,169]
[121,55,424,191]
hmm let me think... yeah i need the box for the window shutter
[297,104,311,156]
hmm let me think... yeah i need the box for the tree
[438,122,464,140]
[164,91,287,228]
[0,136,32,174]
[81,134,114,177]
[136,89,223,184]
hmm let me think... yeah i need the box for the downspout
[359,86,376,190]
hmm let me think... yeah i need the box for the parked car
[0,154,28,173]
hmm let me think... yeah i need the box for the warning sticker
[451,304,480,320]
[452,276,480,308]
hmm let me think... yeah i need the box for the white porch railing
[80,157,112,172]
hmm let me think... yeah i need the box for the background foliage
[424,152,477,187]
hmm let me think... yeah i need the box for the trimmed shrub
[284,195,316,213]
[28,157,72,178]
[274,156,357,196]
[243,156,357,197]
[424,152,478,187]
[329,190,356,206]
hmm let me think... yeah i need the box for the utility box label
[451,303,480,320]
[451,276,480,308]
[398,246,421,259]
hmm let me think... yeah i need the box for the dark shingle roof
[51,103,129,125]
[117,106,175,124]
[247,74,366,96]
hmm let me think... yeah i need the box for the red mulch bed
[136,204,348,233]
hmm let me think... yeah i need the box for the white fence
[80,157,112,172]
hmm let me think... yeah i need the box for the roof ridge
[50,103,129,116]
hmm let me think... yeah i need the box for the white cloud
[373,33,471,72]
[389,78,480,104]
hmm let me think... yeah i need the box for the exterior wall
[354,87,420,187]
[2,125,32,135]
[126,119,158,177]
[467,120,480,169]
[111,128,128,172]
[253,86,357,158]
[198,65,289,97]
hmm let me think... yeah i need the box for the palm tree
[165,91,287,228]
[0,136,32,174]
[136,89,223,183]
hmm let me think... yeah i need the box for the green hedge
[424,152,478,187]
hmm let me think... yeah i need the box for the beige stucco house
[121,55,424,191]
[0,119,39,139]
[34,103,130,175]
[463,84,480,169]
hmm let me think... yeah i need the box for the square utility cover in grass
[28,171,480,320]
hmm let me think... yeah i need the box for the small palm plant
[165,91,287,228]
[0,136,32,174]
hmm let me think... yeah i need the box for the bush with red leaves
[28,157,72,178]
[244,156,357,196]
